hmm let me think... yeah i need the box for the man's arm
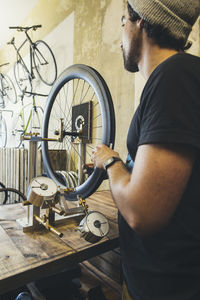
[92,144,195,235]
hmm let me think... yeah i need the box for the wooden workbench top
[0,191,119,295]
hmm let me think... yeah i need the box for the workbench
[0,191,119,295]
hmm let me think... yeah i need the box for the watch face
[107,158,113,164]
[104,157,114,169]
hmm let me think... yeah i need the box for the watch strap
[104,156,122,170]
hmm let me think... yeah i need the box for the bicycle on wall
[8,25,57,94]
[0,63,17,108]
[0,111,7,148]
[0,110,13,148]
[12,89,44,148]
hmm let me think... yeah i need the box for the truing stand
[17,134,85,235]
[17,125,110,243]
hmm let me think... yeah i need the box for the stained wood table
[0,191,119,295]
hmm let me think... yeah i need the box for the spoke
[93,125,103,129]
[79,80,86,103]
[93,113,101,121]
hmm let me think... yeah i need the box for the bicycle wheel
[42,64,115,200]
[0,187,26,204]
[0,182,8,204]
[0,116,7,148]
[1,74,17,104]
[33,40,57,86]
[14,61,32,94]
[12,112,24,148]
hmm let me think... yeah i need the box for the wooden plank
[79,261,121,299]
[0,203,26,220]
[88,250,121,284]
[86,191,118,221]
[0,225,29,281]
[0,191,119,295]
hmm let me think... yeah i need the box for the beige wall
[0,0,135,161]
[0,1,199,183]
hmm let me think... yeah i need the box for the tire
[14,61,32,95]
[33,40,57,86]
[1,74,17,104]
[0,182,8,204]
[0,187,26,204]
[12,112,24,148]
[42,64,115,200]
[0,116,7,148]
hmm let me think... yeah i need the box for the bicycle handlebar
[25,91,48,97]
[9,25,42,32]
[0,62,9,68]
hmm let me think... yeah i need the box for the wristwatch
[103,156,122,170]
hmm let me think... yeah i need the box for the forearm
[92,144,194,235]
[106,160,141,230]
[91,144,141,231]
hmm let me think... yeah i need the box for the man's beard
[122,34,141,73]
[123,50,139,72]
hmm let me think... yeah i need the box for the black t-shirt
[119,53,200,300]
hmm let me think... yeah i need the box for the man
[91,1,200,299]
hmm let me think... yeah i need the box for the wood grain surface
[0,191,119,295]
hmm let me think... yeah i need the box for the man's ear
[137,18,144,28]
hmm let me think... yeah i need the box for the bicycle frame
[9,25,57,88]
[11,32,35,80]
[0,73,11,100]
[0,74,4,105]
[17,97,42,136]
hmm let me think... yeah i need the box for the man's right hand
[82,163,94,176]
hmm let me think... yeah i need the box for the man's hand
[82,163,94,176]
[91,144,120,169]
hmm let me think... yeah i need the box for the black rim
[42,64,115,200]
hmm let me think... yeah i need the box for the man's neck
[138,36,179,80]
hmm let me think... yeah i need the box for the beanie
[128,0,200,43]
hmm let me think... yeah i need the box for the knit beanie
[128,0,200,43]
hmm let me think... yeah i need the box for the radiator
[0,148,42,204]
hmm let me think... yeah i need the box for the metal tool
[78,211,109,243]
[27,176,58,207]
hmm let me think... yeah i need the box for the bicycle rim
[1,74,17,104]
[0,117,7,148]
[0,182,8,204]
[12,113,23,148]
[42,64,115,200]
[33,40,57,86]
[14,61,32,95]
[0,89,5,109]
[0,187,26,204]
